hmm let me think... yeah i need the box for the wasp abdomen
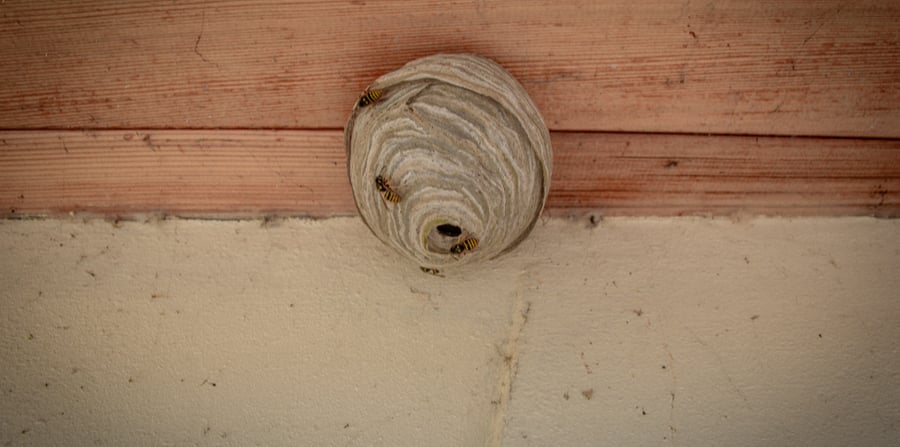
[450,237,479,255]
[358,88,383,107]
[374,175,401,203]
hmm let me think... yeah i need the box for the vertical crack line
[193,10,218,68]
[194,12,208,62]
[486,291,531,447]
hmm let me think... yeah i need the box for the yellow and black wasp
[358,88,383,107]
[420,266,443,277]
[374,175,401,203]
[450,237,479,256]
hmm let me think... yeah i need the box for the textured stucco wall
[1,217,898,446]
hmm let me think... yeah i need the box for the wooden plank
[0,130,352,218]
[0,0,897,137]
[2,130,897,218]
[548,132,900,217]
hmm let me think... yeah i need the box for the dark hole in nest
[436,224,461,237]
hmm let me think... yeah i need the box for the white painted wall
[1,217,898,446]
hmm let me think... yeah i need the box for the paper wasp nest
[345,54,552,270]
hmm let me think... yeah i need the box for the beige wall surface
[1,216,898,446]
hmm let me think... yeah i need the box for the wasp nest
[345,54,552,271]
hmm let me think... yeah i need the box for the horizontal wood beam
[1,0,897,137]
[1,130,897,218]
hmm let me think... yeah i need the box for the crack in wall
[662,342,678,445]
[486,287,532,447]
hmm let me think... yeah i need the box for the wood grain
[1,0,898,137]
[0,130,351,217]
[2,130,897,218]
[548,132,900,217]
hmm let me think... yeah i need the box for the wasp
[374,175,401,203]
[420,267,443,276]
[450,237,479,255]
[358,88,383,107]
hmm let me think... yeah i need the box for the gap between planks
[1,130,897,218]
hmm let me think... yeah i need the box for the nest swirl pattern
[345,54,552,269]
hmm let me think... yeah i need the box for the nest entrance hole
[427,223,466,254]
[436,224,462,237]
